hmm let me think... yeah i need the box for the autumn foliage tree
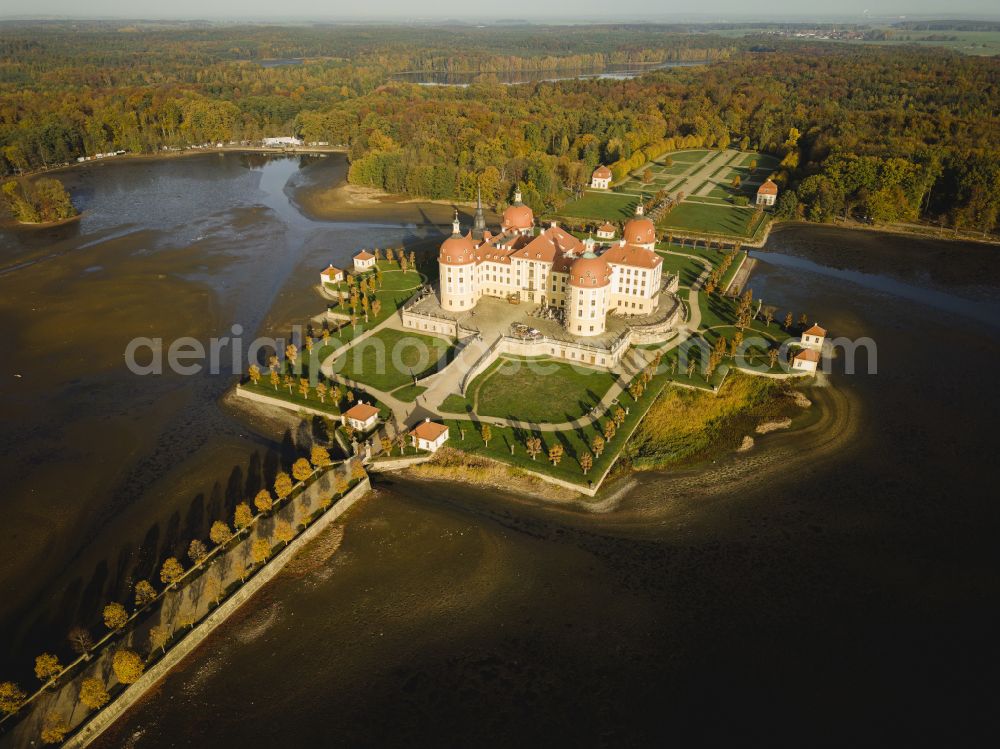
[34,653,62,684]
[160,557,185,585]
[112,649,145,685]
[79,677,110,710]
[102,603,128,631]
[134,580,157,608]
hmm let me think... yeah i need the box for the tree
[68,627,94,656]
[248,364,261,385]
[234,502,253,530]
[103,602,128,631]
[160,557,185,585]
[269,370,280,391]
[203,574,223,605]
[784,312,793,330]
[768,348,780,369]
[310,444,332,468]
[79,677,110,710]
[580,452,593,474]
[603,420,616,441]
[188,539,208,566]
[292,457,313,482]
[112,649,144,685]
[251,538,271,565]
[481,424,492,447]
[254,489,273,514]
[0,681,26,716]
[525,437,542,461]
[274,472,293,499]
[548,444,564,466]
[149,625,170,655]
[350,459,367,481]
[40,710,71,745]
[34,653,62,684]
[275,519,295,546]
[591,434,605,458]
[209,520,233,546]
[134,580,157,608]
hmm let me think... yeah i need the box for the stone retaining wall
[235,384,339,419]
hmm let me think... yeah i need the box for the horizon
[2,3,1000,23]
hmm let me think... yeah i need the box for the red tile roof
[321,264,342,275]
[411,420,449,442]
[510,226,585,265]
[600,243,662,269]
[794,349,821,363]
[757,179,778,195]
[344,403,379,421]
[803,324,827,337]
[355,250,375,260]
[592,165,612,179]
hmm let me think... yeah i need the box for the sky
[0,1,998,21]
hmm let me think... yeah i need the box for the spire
[451,209,460,236]
[473,183,486,239]
[513,186,522,205]
[635,203,644,216]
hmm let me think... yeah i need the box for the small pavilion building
[320,264,344,285]
[342,402,380,433]
[802,323,827,350]
[410,419,450,453]
[353,250,376,272]
[591,165,612,189]
[756,179,778,207]
[792,348,821,373]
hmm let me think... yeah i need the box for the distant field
[560,190,639,220]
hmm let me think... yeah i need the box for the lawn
[330,328,456,391]
[391,384,427,402]
[560,190,639,220]
[468,356,621,424]
[656,251,710,287]
[661,202,759,238]
[440,368,671,486]
[374,268,424,290]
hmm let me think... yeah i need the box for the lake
[390,60,711,86]
[1,155,997,743]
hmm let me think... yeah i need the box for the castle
[438,190,665,337]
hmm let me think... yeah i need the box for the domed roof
[623,216,656,245]
[502,204,534,231]
[568,254,611,288]
[439,232,477,265]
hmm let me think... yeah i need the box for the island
[237,169,825,497]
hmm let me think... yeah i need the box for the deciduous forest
[1,22,997,233]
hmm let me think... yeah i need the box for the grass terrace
[656,250,710,287]
[661,202,760,237]
[466,356,621,424]
[559,190,640,220]
[439,369,671,486]
[329,328,456,392]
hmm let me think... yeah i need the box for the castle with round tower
[437,190,664,338]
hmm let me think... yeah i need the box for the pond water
[1,157,997,743]
[391,60,711,86]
